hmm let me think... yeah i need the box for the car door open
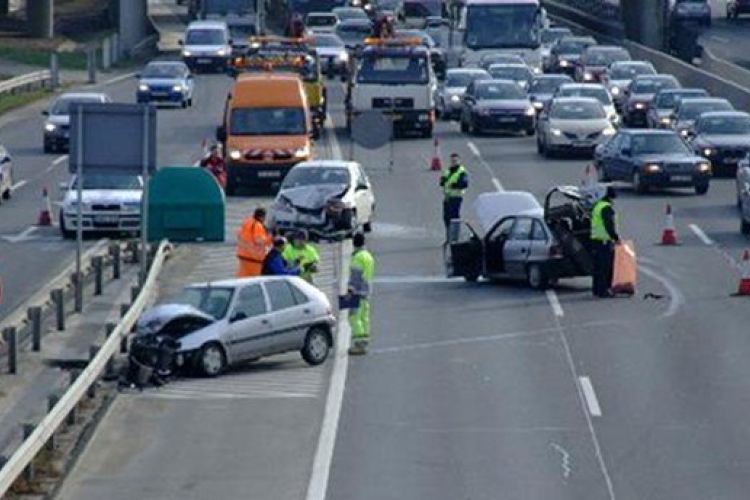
[445,221,484,282]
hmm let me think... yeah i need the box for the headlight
[660,117,672,125]
[338,52,349,63]
[217,48,228,56]
[560,60,569,67]
[272,197,294,213]
[533,67,541,74]
[122,202,141,212]
[611,86,620,96]
[643,163,662,173]
[525,106,535,116]
[533,101,544,110]
[680,129,689,137]
[228,149,242,160]
[294,145,310,158]
[182,50,192,57]
[450,94,461,103]
[602,127,616,136]
[551,128,562,137]
[702,148,713,156]
[635,102,645,110]
[44,123,56,132]
[697,162,711,173]
[584,72,594,81]
[172,84,184,92]
[609,113,620,124]
[138,84,149,92]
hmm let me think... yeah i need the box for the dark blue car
[136,61,195,108]
[594,129,712,195]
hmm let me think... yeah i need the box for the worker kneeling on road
[440,153,469,241]
[236,207,272,278]
[348,233,375,356]
[590,186,621,298]
[283,230,320,283]
[262,236,301,276]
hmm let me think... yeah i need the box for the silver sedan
[436,68,491,120]
[537,97,616,158]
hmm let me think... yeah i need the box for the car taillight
[549,244,563,258]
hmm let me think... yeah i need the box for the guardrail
[0,239,171,496]
[0,71,52,97]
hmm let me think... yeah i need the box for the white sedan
[0,144,12,204]
[537,97,616,158]
[268,160,375,238]
[555,82,619,126]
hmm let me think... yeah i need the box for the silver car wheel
[301,327,330,365]
[201,343,226,376]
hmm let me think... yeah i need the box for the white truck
[346,38,437,138]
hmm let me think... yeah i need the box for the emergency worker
[200,144,227,189]
[236,207,272,278]
[262,236,301,276]
[282,230,320,283]
[440,153,469,240]
[590,186,621,298]
[348,233,375,355]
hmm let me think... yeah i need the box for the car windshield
[541,28,571,44]
[307,15,337,26]
[71,173,141,190]
[228,24,256,40]
[609,64,655,79]
[230,107,306,135]
[336,23,372,43]
[655,91,706,109]
[555,39,593,54]
[529,77,570,93]
[313,34,344,47]
[282,166,351,188]
[333,8,367,20]
[476,83,525,100]
[558,87,612,105]
[482,55,524,66]
[631,134,691,154]
[464,3,541,50]
[404,1,440,17]
[142,64,184,78]
[185,28,226,45]
[582,49,630,66]
[169,286,235,320]
[631,78,678,94]
[488,66,532,82]
[551,101,605,119]
[357,54,429,84]
[679,101,733,120]
[697,115,750,134]
[446,72,486,88]
[51,96,103,115]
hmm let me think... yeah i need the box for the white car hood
[63,188,142,206]
[549,118,612,134]
[279,184,350,210]
[316,47,345,57]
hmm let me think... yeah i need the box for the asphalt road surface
[700,16,750,69]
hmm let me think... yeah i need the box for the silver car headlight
[525,106,535,116]
[182,50,192,57]
[172,84,185,92]
[697,162,711,173]
[611,86,620,96]
[216,48,228,56]
[337,51,349,63]
[138,84,149,92]
[450,94,461,103]
[660,117,672,126]
[45,123,56,132]
[583,72,594,81]
[602,126,616,136]
[533,101,544,110]
[643,163,662,173]
[702,147,713,157]
[551,128,563,137]
[122,201,141,212]
[560,60,569,67]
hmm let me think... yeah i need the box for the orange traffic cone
[660,203,678,245]
[737,250,750,296]
[430,138,442,171]
[38,187,51,226]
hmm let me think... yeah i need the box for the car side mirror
[230,311,247,323]
[42,110,49,116]
[134,73,141,79]
[621,148,632,156]
[178,39,184,46]
[216,125,227,142]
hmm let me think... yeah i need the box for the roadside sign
[351,111,392,150]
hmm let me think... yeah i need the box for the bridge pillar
[27,0,54,38]
[620,0,668,50]
[0,0,9,17]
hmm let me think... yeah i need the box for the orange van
[216,73,313,194]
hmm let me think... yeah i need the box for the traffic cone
[38,187,51,226]
[582,164,597,188]
[430,138,442,171]
[736,250,750,296]
[660,203,678,245]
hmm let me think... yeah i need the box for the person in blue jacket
[261,236,301,276]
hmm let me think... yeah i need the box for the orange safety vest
[236,218,271,263]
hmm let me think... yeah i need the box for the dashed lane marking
[689,223,714,245]
[579,376,602,417]
[546,290,564,317]
[10,180,26,191]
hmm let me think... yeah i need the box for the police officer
[590,186,621,298]
[440,153,469,240]
[348,233,375,356]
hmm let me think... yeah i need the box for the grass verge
[0,46,88,70]
[0,89,53,115]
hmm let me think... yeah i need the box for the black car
[395,29,446,79]
[670,0,711,27]
[622,74,681,127]
[646,88,709,129]
[672,97,734,138]
[528,74,574,113]
[574,45,631,83]
[460,79,536,136]
[689,111,750,176]
[548,36,598,76]
[594,129,712,194]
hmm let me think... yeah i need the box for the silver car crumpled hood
[135,304,215,336]
[280,184,348,211]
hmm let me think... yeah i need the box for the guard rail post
[46,394,59,451]
[73,271,83,314]
[66,370,81,426]
[120,304,130,353]
[87,46,97,84]
[102,37,111,70]
[110,243,121,280]
[50,52,59,89]
[22,424,35,483]
[93,256,103,296]
[51,288,65,331]
[29,306,42,352]
[104,323,117,379]
[4,327,17,374]
[87,346,99,398]
[112,34,120,65]
[130,285,140,304]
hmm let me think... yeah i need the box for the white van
[180,20,232,73]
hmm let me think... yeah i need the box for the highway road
[700,17,750,69]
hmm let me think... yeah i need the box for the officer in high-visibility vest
[440,153,469,240]
[590,186,621,298]
[348,233,375,356]
[283,230,320,283]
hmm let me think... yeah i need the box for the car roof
[657,87,705,95]
[551,96,602,105]
[533,74,572,81]
[611,60,652,67]
[698,110,749,118]
[559,83,606,89]
[488,63,530,69]
[307,12,337,17]
[292,160,357,170]
[473,191,543,234]
[678,97,731,106]
[145,60,186,67]
[476,79,521,87]
[447,68,489,75]
[621,129,677,136]
[633,73,677,81]
[188,275,302,288]
[338,18,372,26]
[187,20,228,29]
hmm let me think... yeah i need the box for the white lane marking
[373,275,461,284]
[546,290,564,317]
[2,226,39,243]
[639,265,685,318]
[710,35,729,44]
[492,177,504,192]
[467,141,504,192]
[326,113,343,161]
[467,141,480,157]
[46,155,67,172]
[579,376,602,417]
[11,180,27,191]
[86,71,138,88]
[550,443,572,478]
[689,223,714,246]
[305,313,350,500]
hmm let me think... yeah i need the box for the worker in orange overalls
[236,207,272,277]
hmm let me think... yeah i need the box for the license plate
[671,175,692,182]
[151,91,168,96]
[497,117,516,123]
[63,132,69,138]
[197,58,212,64]
[573,141,591,147]
[94,215,118,224]
[257,171,281,178]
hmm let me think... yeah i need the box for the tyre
[695,183,709,195]
[43,142,53,154]
[225,178,237,196]
[198,342,226,377]
[363,221,372,233]
[525,128,535,136]
[301,326,331,366]
[633,170,646,194]
[537,136,544,155]
[464,273,479,283]
[742,218,750,235]
[188,98,193,107]
[527,263,549,290]
[3,186,11,200]
[181,99,188,109]
[460,119,468,133]
[59,212,74,240]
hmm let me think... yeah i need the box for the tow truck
[229,36,327,136]
[345,37,437,138]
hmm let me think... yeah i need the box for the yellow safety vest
[441,165,467,198]
[591,200,615,242]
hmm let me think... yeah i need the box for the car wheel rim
[203,346,223,375]
[308,331,328,361]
